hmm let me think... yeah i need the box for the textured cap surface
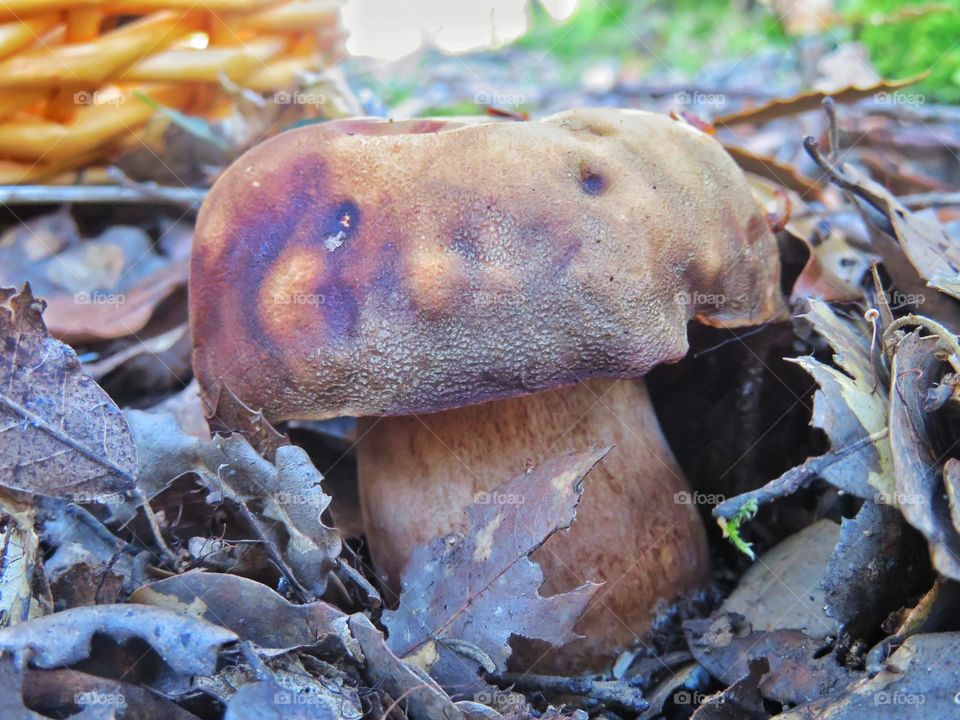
[190,108,785,420]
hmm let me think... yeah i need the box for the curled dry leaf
[684,613,855,705]
[888,331,960,580]
[131,571,359,659]
[713,76,924,127]
[223,679,345,720]
[777,633,960,719]
[348,614,467,720]
[821,500,923,639]
[24,667,202,720]
[690,657,770,720]
[0,604,237,676]
[0,489,44,625]
[383,447,607,690]
[0,285,136,500]
[0,215,189,344]
[127,409,341,596]
[788,216,879,303]
[715,299,893,520]
[723,143,823,199]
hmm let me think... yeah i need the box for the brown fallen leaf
[0,604,236,676]
[691,657,770,720]
[777,633,960,718]
[223,678,345,720]
[713,76,924,127]
[131,571,358,658]
[723,143,824,199]
[126,409,341,597]
[684,613,855,704]
[888,331,960,580]
[788,215,879,303]
[383,447,606,691]
[24,667,202,719]
[715,300,893,521]
[0,285,136,500]
[349,613,467,720]
[0,214,189,344]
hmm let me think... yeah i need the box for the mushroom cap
[190,108,785,421]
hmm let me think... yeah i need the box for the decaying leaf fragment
[888,331,960,580]
[0,604,237,676]
[131,571,358,659]
[383,447,608,689]
[777,633,960,719]
[127,409,342,597]
[0,285,137,500]
[715,299,893,521]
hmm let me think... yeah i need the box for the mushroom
[190,108,786,671]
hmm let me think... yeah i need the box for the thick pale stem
[357,378,709,672]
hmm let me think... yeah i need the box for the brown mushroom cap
[190,108,785,422]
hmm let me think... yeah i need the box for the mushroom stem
[357,377,709,672]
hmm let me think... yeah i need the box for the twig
[823,97,839,163]
[712,430,889,520]
[0,183,206,207]
[132,489,179,568]
[492,672,649,713]
[235,500,312,602]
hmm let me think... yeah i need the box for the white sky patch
[342,0,579,60]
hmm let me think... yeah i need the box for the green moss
[717,499,759,560]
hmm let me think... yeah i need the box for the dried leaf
[721,519,839,640]
[127,409,341,596]
[889,331,960,580]
[788,217,879,303]
[131,571,358,658]
[821,500,922,638]
[691,657,770,720]
[777,633,960,719]
[0,285,136,500]
[714,76,924,127]
[724,143,823,199]
[383,447,606,689]
[0,604,236,676]
[684,613,855,704]
[0,490,43,625]
[224,679,341,720]
[349,613,466,720]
